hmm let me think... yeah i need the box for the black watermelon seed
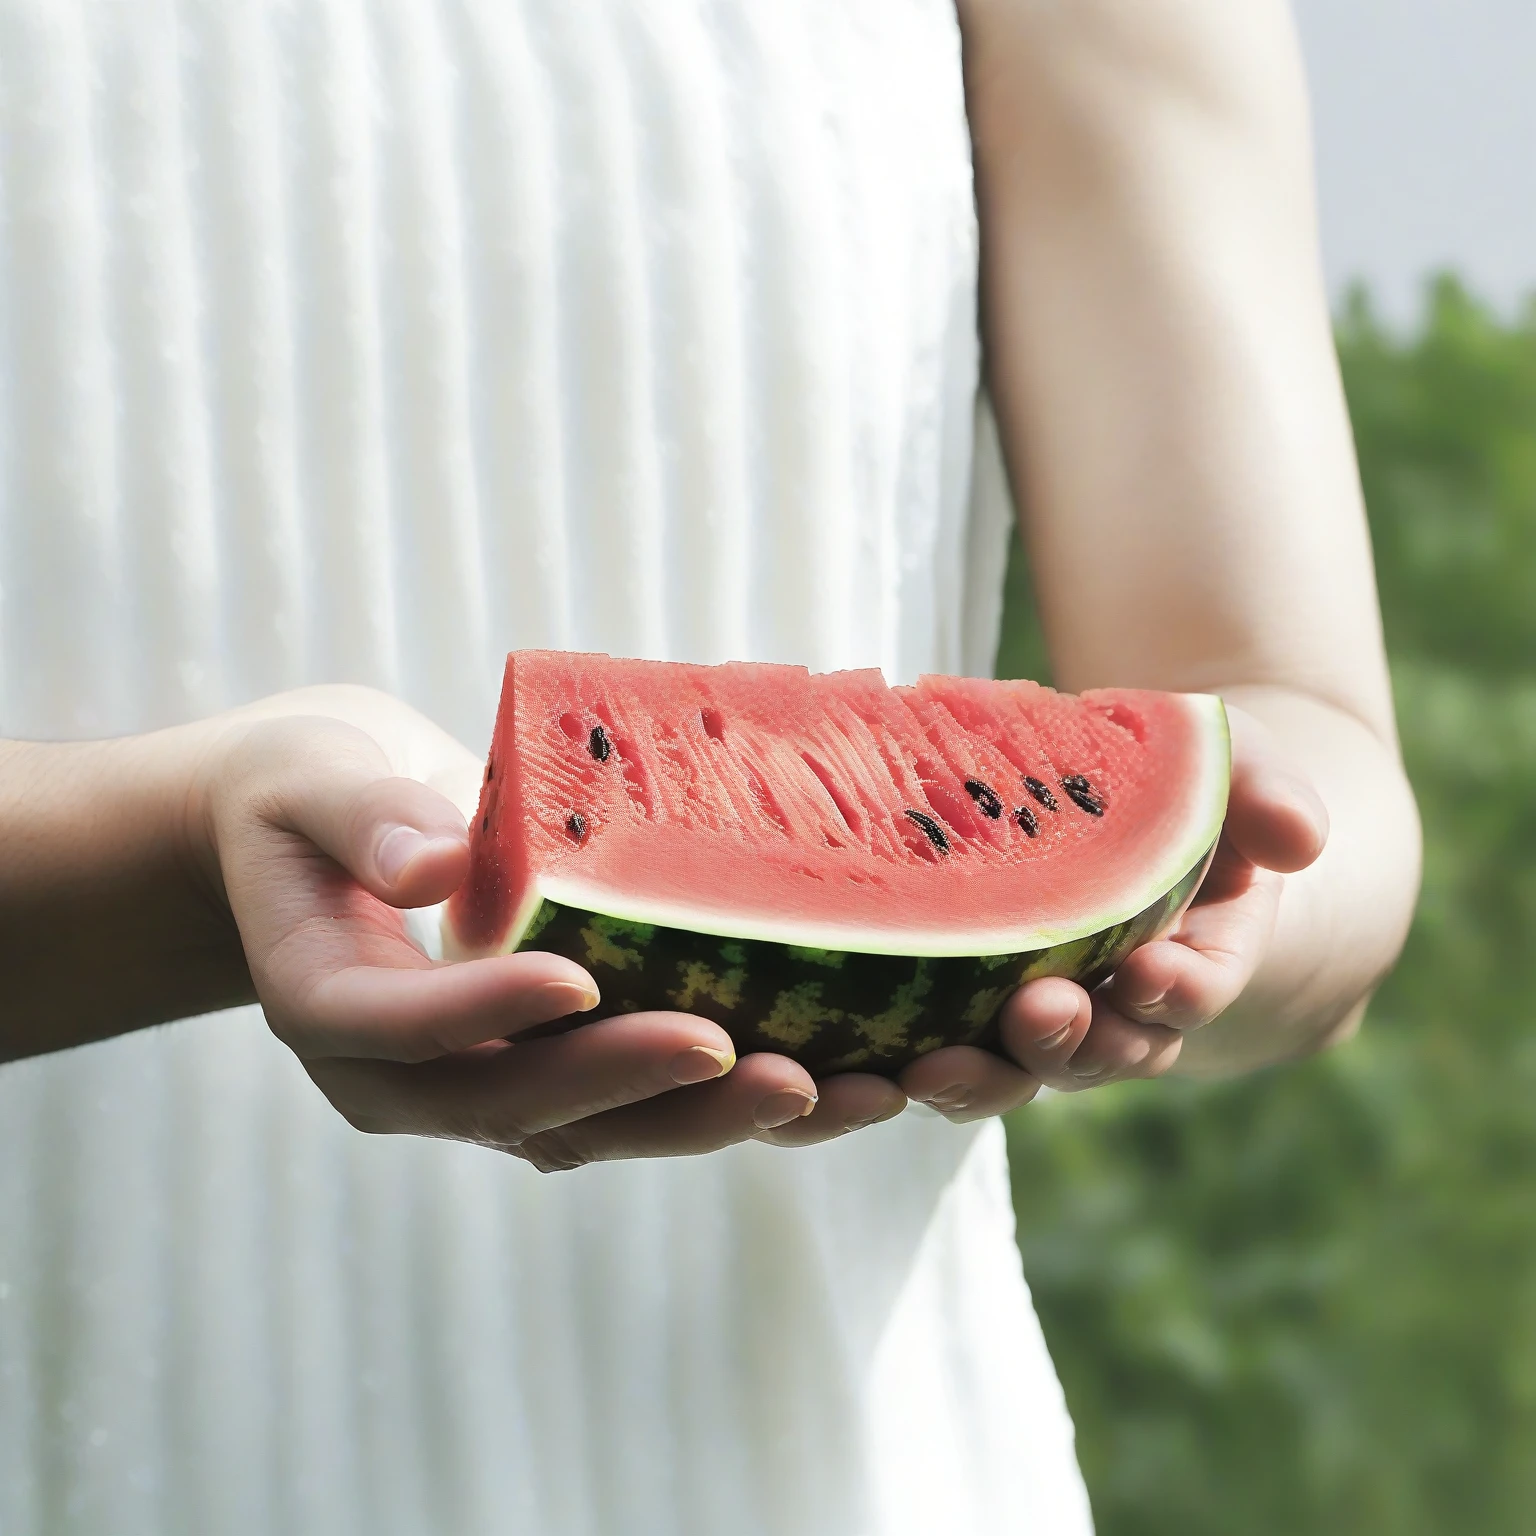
[566,812,588,842]
[1061,775,1105,816]
[588,725,612,762]
[904,808,951,854]
[1014,804,1038,837]
[964,779,1003,819]
[481,813,489,833]
[486,761,494,781]
[1023,776,1058,812]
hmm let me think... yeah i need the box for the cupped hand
[898,705,1330,1121]
[191,687,903,1170]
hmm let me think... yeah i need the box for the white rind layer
[491,694,1232,960]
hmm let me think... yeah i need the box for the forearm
[0,728,252,1062]
[964,0,1395,732]
[1175,686,1420,1076]
[961,0,1420,1072]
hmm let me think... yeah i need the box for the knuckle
[753,1126,812,1148]
[319,1086,393,1137]
[514,1125,590,1174]
[342,1108,393,1136]
[304,1060,411,1137]
[1032,1062,1079,1091]
[458,1105,536,1155]
[304,1067,385,1134]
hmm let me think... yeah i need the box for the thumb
[1222,706,1329,874]
[228,717,471,909]
[317,777,471,909]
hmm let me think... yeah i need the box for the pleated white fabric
[0,1,1093,1531]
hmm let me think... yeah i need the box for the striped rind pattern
[514,840,1215,1076]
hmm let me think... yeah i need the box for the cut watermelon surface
[444,652,1229,1075]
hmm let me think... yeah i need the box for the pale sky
[1292,0,1536,322]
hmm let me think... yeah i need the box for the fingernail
[847,1099,903,1136]
[753,1090,818,1130]
[669,1045,735,1085]
[923,1086,974,1114]
[376,825,463,884]
[376,825,427,883]
[537,980,601,1016]
[1038,1021,1076,1052]
[1070,1061,1109,1081]
[1135,988,1170,1020]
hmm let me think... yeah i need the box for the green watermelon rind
[504,842,1216,1077]
[442,691,1230,1072]
[522,693,1230,960]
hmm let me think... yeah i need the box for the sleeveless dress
[0,1,1094,1531]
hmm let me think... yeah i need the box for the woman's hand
[911,0,1422,1115]
[899,705,1330,1120]
[192,688,904,1168]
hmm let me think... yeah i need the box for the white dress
[0,1,1094,1531]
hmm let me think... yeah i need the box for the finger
[1040,1002,1184,1090]
[292,774,470,910]
[1224,706,1329,874]
[229,717,472,908]
[273,949,601,1061]
[1186,833,1264,908]
[899,1046,1040,1123]
[997,977,1179,1090]
[1108,866,1283,1030]
[512,1052,822,1170]
[309,1011,741,1143]
[995,976,1093,1078]
[753,1073,907,1146]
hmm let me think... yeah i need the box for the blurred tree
[1000,278,1536,1536]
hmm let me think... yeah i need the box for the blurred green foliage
[999,277,1536,1535]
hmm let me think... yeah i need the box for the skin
[911,0,1422,1119]
[0,689,900,1164]
[0,0,1419,1160]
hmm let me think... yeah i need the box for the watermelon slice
[444,652,1230,1076]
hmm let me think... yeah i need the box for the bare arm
[0,730,253,1060]
[960,0,1420,1073]
[0,693,911,1157]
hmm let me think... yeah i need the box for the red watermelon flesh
[447,652,1228,959]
